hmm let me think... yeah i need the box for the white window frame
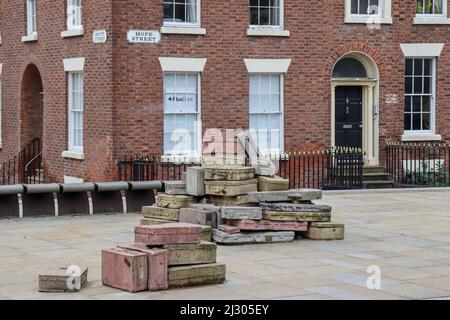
[344,0,392,24]
[163,0,201,28]
[248,74,285,156]
[67,0,83,30]
[414,0,450,24]
[27,0,37,36]
[350,0,382,17]
[163,72,202,157]
[68,72,84,153]
[403,58,436,135]
[400,44,443,141]
[416,0,446,16]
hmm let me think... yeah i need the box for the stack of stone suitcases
[101,222,225,293]
[140,165,345,246]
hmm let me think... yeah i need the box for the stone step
[363,172,391,181]
[363,180,395,189]
[363,166,386,174]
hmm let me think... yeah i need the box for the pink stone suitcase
[227,219,308,232]
[101,247,148,293]
[117,243,169,291]
[135,223,201,246]
[218,224,241,234]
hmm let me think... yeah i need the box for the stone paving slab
[1,190,450,299]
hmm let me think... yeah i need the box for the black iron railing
[386,142,450,187]
[118,156,199,182]
[118,147,364,190]
[0,138,41,185]
[277,148,364,190]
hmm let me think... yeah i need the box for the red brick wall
[0,0,114,182]
[2,1,450,182]
[111,1,450,161]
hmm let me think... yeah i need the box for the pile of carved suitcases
[140,165,344,246]
[101,223,225,293]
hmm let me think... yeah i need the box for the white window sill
[22,34,38,42]
[413,16,450,25]
[344,16,393,24]
[246,28,290,37]
[401,134,442,142]
[160,26,206,35]
[61,28,84,38]
[62,150,85,160]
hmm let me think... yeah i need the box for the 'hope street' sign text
[93,30,107,44]
[127,30,161,44]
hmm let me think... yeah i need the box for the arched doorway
[331,52,380,166]
[21,64,43,147]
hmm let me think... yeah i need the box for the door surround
[331,53,380,166]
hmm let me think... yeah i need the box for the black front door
[335,86,363,148]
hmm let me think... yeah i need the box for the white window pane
[270,114,281,130]
[269,93,281,112]
[249,75,259,94]
[271,75,280,92]
[186,74,198,93]
[165,74,175,92]
[175,73,187,91]
[260,93,272,110]
[249,115,258,132]
[260,75,271,93]
[249,94,260,112]
[164,94,176,113]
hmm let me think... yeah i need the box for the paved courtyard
[1,189,450,300]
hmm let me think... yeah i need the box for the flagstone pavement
[1,189,450,300]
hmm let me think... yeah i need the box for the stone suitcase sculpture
[117,244,169,291]
[204,179,258,197]
[262,211,331,222]
[142,206,180,221]
[164,181,187,195]
[227,219,308,232]
[259,202,331,213]
[101,247,148,293]
[218,224,241,234]
[220,206,262,220]
[212,229,295,245]
[39,266,88,292]
[303,222,345,240]
[179,207,218,228]
[204,166,255,181]
[156,194,196,209]
[162,241,217,266]
[208,195,250,206]
[257,176,289,192]
[168,263,226,288]
[186,167,206,196]
[135,223,201,246]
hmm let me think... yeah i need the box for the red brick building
[1,0,450,183]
